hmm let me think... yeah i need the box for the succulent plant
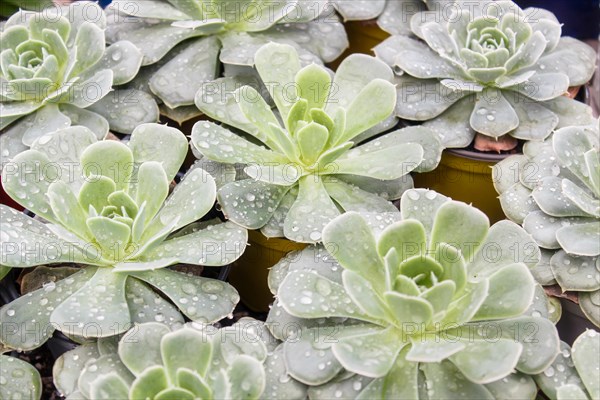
[192,42,442,243]
[52,318,306,399]
[267,188,560,398]
[104,0,348,119]
[0,354,41,399]
[0,124,247,350]
[374,0,596,148]
[494,120,600,327]
[0,2,159,167]
[375,0,447,36]
[535,329,600,400]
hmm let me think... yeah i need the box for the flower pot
[328,19,389,69]
[412,149,508,223]
[556,297,598,345]
[345,19,389,56]
[228,230,307,312]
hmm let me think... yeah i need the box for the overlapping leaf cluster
[1,2,158,166]
[193,42,442,243]
[0,124,246,350]
[105,0,349,119]
[53,319,307,400]
[374,0,596,147]
[267,189,560,398]
[494,120,600,326]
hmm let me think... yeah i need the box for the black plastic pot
[555,298,598,345]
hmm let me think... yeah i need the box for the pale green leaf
[161,328,212,381]
[283,175,340,243]
[450,339,523,384]
[473,263,535,321]
[322,212,385,289]
[131,269,238,323]
[80,140,133,192]
[50,268,130,337]
[332,328,404,378]
[254,43,301,120]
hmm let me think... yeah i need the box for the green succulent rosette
[374,0,596,147]
[0,124,247,350]
[267,189,560,399]
[1,2,159,166]
[104,0,349,120]
[52,318,307,400]
[494,120,600,327]
[192,42,442,243]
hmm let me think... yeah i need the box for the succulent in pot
[267,188,560,398]
[52,318,306,399]
[494,120,600,327]
[0,2,159,167]
[192,42,442,243]
[0,353,41,399]
[0,123,247,351]
[104,0,349,121]
[535,329,599,400]
[374,0,596,150]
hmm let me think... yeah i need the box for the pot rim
[447,148,514,163]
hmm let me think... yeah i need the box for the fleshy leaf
[51,268,130,337]
[278,270,367,321]
[283,176,340,243]
[450,339,523,384]
[0,355,42,400]
[430,201,489,261]
[254,43,301,120]
[131,269,239,323]
[129,365,169,400]
[472,263,535,321]
[81,140,133,192]
[218,180,289,230]
[141,221,247,267]
[161,328,212,381]
[322,212,385,289]
[571,329,600,399]
[470,88,519,137]
[228,355,266,400]
[332,328,404,378]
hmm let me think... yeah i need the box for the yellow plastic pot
[412,149,509,223]
[228,230,307,312]
[329,19,389,69]
[345,19,390,55]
